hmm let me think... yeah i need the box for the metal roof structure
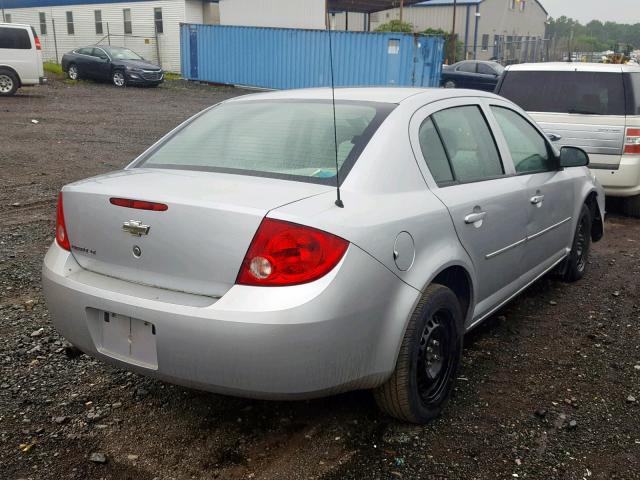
[327,0,429,13]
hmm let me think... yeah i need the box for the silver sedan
[43,88,605,423]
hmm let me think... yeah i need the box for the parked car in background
[61,46,163,88]
[0,23,46,96]
[496,62,640,216]
[43,88,604,424]
[440,60,504,91]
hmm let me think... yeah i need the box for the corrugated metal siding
[218,0,326,30]
[4,0,185,71]
[180,24,444,89]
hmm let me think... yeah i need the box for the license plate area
[88,310,158,370]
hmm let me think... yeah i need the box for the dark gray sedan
[61,46,163,88]
[441,60,504,91]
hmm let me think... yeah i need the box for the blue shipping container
[180,24,445,89]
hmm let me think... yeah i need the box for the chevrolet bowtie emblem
[122,220,150,237]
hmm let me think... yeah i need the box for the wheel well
[585,192,603,242]
[432,266,472,321]
[0,66,21,86]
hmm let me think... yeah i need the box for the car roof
[227,87,502,105]
[505,62,640,73]
[0,22,32,29]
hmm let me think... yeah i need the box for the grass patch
[44,62,63,77]
[164,72,181,81]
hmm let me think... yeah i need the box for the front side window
[491,106,554,174]
[499,71,626,115]
[39,12,47,35]
[136,100,393,185]
[431,106,504,183]
[154,8,163,34]
[95,10,103,35]
[123,8,132,35]
[0,27,31,49]
[66,11,74,35]
[478,63,497,75]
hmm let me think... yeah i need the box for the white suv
[0,23,47,96]
[496,63,640,216]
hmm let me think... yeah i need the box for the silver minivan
[496,62,640,216]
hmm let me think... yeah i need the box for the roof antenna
[327,15,344,208]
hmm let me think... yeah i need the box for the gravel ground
[1,77,639,480]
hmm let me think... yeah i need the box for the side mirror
[560,146,589,168]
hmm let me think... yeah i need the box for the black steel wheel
[374,284,463,424]
[562,204,592,282]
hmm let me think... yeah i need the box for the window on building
[38,12,47,35]
[481,34,489,51]
[520,0,526,11]
[509,0,516,10]
[154,7,163,34]
[4,13,11,23]
[66,11,74,35]
[123,8,132,35]
[95,10,103,35]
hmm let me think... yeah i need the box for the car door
[488,101,576,275]
[409,98,529,320]
[455,61,477,89]
[76,47,99,79]
[92,48,111,80]
[476,63,498,92]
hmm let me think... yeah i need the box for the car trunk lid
[62,169,331,297]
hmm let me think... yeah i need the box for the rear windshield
[136,100,394,185]
[0,27,32,49]
[498,71,626,115]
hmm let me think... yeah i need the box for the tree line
[548,16,640,53]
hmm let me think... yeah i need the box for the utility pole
[1,0,5,22]
[399,0,404,23]
[450,0,458,64]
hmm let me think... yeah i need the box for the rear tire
[0,69,19,96]
[623,195,640,218]
[562,204,592,282]
[373,284,463,424]
[443,80,456,88]
[67,63,79,81]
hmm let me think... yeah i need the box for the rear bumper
[591,156,640,197]
[39,76,47,85]
[42,242,419,399]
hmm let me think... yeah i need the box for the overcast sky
[542,0,640,24]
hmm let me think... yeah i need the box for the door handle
[531,194,545,205]
[464,211,487,224]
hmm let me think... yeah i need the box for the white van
[0,23,46,96]
[496,63,640,216]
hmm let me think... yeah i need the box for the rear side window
[498,71,626,115]
[418,118,454,186]
[431,106,504,183]
[457,62,476,73]
[0,27,32,49]
[137,100,394,186]
[491,106,555,174]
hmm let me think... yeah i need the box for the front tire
[112,70,126,88]
[562,204,592,282]
[67,63,79,80]
[0,69,19,96]
[374,284,463,424]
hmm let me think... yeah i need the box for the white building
[371,0,549,62]
[1,0,220,72]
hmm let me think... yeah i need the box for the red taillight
[56,192,70,251]
[624,127,640,154]
[236,218,348,286]
[109,197,168,211]
[34,35,42,50]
